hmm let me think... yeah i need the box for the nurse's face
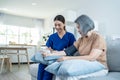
[54,20,65,33]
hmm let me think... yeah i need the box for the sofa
[29,36,120,80]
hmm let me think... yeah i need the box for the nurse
[37,15,76,80]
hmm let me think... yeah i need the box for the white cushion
[29,64,39,77]
[45,60,106,76]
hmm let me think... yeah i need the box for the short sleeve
[92,35,106,52]
[68,33,76,46]
[46,35,53,48]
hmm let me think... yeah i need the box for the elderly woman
[43,14,108,79]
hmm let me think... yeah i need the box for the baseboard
[12,62,35,64]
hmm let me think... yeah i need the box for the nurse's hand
[42,52,55,57]
[42,53,51,57]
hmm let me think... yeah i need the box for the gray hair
[75,15,95,36]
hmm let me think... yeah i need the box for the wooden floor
[0,64,31,80]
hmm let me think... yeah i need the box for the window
[0,24,39,45]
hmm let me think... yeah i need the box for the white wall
[44,0,120,37]
[44,16,54,34]
[75,0,120,36]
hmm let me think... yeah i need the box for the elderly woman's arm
[57,49,103,62]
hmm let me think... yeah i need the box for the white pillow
[45,62,62,74]
[45,60,105,76]
[31,52,62,65]
[31,52,48,65]
[58,60,105,76]
[44,55,62,60]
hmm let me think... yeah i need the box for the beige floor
[0,64,31,80]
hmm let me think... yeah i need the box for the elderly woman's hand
[57,56,69,62]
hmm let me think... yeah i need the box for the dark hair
[54,15,66,30]
[54,15,65,23]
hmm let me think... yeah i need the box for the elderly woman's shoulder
[93,31,106,42]
[92,31,103,37]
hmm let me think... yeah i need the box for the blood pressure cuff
[64,45,77,56]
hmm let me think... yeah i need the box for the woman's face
[76,23,83,35]
[54,20,65,33]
